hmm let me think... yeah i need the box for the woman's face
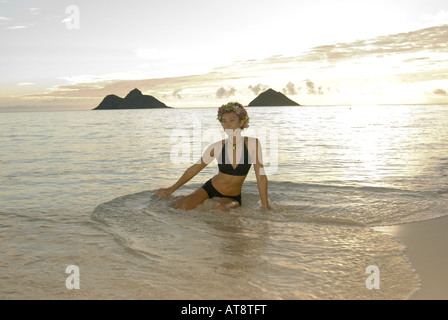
[221,112,243,132]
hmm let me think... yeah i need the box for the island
[248,88,300,106]
[93,88,170,110]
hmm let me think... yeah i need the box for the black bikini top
[218,137,252,176]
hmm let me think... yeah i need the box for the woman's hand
[155,187,174,198]
[261,201,271,210]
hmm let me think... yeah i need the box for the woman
[155,102,270,211]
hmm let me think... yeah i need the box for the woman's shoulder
[244,136,260,144]
[204,140,225,154]
[208,140,225,147]
[243,136,262,153]
[244,136,258,141]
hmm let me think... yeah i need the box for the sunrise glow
[1,0,448,111]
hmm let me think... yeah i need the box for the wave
[91,183,424,299]
[92,180,448,231]
[267,180,448,226]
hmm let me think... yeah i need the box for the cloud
[6,25,27,29]
[262,24,448,69]
[282,82,299,95]
[216,87,236,99]
[28,71,223,101]
[29,8,40,15]
[420,9,448,26]
[305,80,324,95]
[248,84,268,95]
[18,24,448,108]
[425,88,448,101]
[433,88,447,95]
[305,80,315,94]
[173,89,182,99]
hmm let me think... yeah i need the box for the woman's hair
[217,102,250,129]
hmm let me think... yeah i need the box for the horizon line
[1,103,448,113]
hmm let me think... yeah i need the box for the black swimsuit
[201,138,252,205]
[218,138,252,176]
[201,179,242,204]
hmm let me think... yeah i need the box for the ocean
[1,105,447,299]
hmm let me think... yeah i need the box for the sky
[1,0,448,111]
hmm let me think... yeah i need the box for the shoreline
[373,215,448,300]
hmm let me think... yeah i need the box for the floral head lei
[217,102,250,129]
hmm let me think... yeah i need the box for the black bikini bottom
[201,179,241,205]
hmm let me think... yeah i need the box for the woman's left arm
[255,165,270,209]
[252,138,270,209]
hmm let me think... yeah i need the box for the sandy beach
[374,215,448,300]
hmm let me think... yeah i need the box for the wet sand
[374,215,448,300]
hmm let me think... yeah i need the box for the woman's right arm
[155,162,206,198]
[169,162,207,193]
[155,141,219,198]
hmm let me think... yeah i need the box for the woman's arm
[171,162,207,193]
[253,138,270,209]
[155,142,218,198]
[155,162,207,198]
[254,163,270,209]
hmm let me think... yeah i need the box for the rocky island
[93,88,170,110]
[248,88,300,106]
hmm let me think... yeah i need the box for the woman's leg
[171,187,209,210]
[212,198,240,211]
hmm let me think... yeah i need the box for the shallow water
[91,185,420,299]
[1,105,447,299]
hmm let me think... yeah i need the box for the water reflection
[275,105,448,191]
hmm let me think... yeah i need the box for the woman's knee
[172,197,194,210]
[171,189,208,210]
[213,198,240,211]
[171,195,185,208]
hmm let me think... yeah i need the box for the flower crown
[217,102,250,129]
